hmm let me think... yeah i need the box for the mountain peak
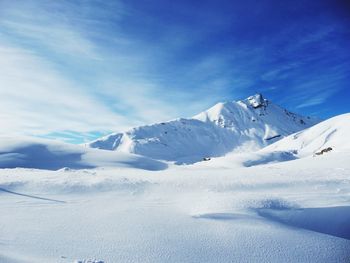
[244,93,268,109]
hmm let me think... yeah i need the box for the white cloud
[296,97,328,109]
[95,79,184,125]
[1,20,98,59]
[0,1,102,59]
[0,44,135,136]
[0,1,194,139]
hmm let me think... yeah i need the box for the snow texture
[0,151,349,262]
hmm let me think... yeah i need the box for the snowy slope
[0,137,167,171]
[0,150,350,262]
[262,113,350,157]
[213,113,350,167]
[90,119,240,164]
[89,94,318,163]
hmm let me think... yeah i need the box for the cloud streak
[0,0,193,140]
[0,44,134,136]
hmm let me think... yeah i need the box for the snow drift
[0,137,167,171]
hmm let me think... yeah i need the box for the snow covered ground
[1,150,350,262]
[1,113,349,262]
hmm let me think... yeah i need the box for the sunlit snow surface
[0,114,350,262]
[0,152,350,263]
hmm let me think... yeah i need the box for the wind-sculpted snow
[242,151,297,167]
[257,205,350,240]
[0,137,167,171]
[88,94,318,163]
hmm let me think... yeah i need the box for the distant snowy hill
[225,113,350,167]
[262,113,350,157]
[0,137,167,171]
[88,94,319,163]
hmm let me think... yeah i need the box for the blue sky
[0,0,349,143]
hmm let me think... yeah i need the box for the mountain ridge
[88,93,319,163]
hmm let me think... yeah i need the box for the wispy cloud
[2,20,98,58]
[293,65,349,109]
[0,44,133,136]
[0,1,102,58]
[0,0,195,140]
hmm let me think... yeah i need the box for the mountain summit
[88,94,319,163]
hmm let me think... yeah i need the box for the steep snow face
[88,94,319,163]
[262,113,350,157]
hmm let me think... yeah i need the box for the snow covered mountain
[88,94,319,163]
